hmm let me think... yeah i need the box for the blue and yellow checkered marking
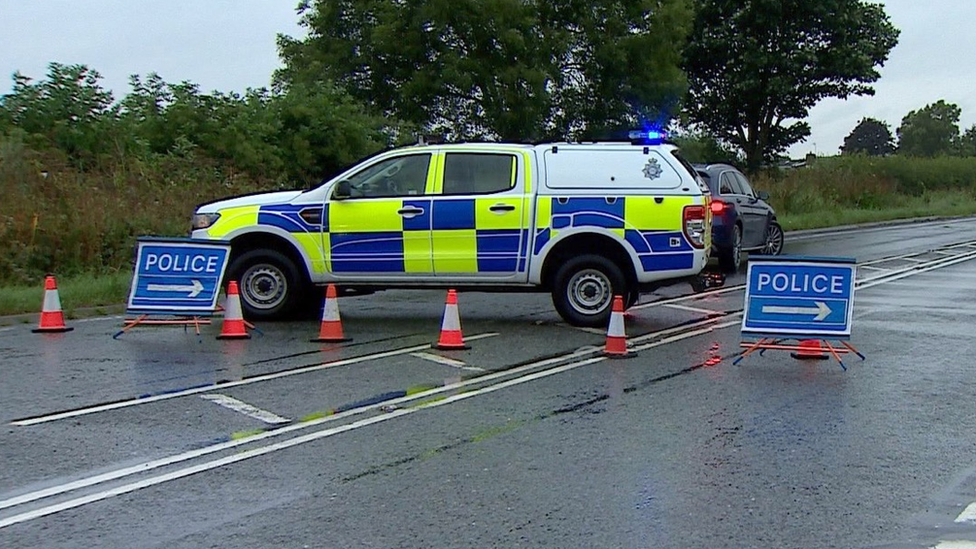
[534,196,697,272]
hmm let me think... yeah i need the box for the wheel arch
[539,232,638,291]
[229,231,312,287]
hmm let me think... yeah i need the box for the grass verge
[0,271,131,319]
[777,191,976,231]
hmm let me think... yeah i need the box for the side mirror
[757,191,770,201]
[333,180,352,200]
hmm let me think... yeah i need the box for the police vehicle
[190,131,714,327]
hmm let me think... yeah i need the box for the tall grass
[0,133,270,286]
[752,155,976,230]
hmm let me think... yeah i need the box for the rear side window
[443,153,515,195]
[719,172,737,195]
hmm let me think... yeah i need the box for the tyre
[625,289,641,309]
[226,249,307,320]
[718,224,742,273]
[762,221,785,256]
[551,254,629,328]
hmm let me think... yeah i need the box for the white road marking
[956,502,976,524]
[0,315,731,513]
[0,318,739,530]
[10,332,500,426]
[933,541,976,549]
[664,303,724,315]
[199,394,290,425]
[410,352,484,371]
[572,326,607,335]
[858,265,890,272]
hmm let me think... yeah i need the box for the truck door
[430,151,531,281]
[327,152,436,277]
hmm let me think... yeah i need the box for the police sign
[742,256,856,338]
[127,237,231,314]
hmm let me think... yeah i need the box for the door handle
[489,204,516,213]
[397,207,425,217]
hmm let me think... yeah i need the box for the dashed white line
[933,541,976,549]
[664,303,724,315]
[199,394,290,425]
[956,502,976,524]
[0,318,739,530]
[11,332,500,426]
[410,352,484,371]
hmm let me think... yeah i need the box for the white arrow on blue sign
[742,256,857,337]
[126,238,231,314]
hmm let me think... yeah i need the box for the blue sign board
[742,256,857,338]
[127,237,231,314]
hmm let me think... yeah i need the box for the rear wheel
[226,249,307,320]
[718,224,743,273]
[551,254,629,327]
[762,222,785,256]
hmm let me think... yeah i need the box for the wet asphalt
[1,217,976,549]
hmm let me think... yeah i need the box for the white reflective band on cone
[607,311,625,337]
[441,304,461,331]
[42,290,62,313]
[323,297,340,321]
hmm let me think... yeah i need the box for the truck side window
[344,154,431,198]
[443,153,515,195]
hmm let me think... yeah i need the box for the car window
[719,172,738,195]
[443,153,515,195]
[343,154,431,198]
[734,172,756,198]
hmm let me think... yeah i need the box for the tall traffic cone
[311,284,351,343]
[791,339,828,360]
[32,275,73,333]
[217,281,250,340]
[604,295,635,359]
[433,289,470,350]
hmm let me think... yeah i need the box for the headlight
[191,212,221,230]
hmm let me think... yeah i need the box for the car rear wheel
[718,224,742,273]
[762,222,784,256]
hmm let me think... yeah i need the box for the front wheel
[551,254,629,328]
[226,249,307,320]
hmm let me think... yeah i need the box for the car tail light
[683,205,707,249]
[710,199,726,215]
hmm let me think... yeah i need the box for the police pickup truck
[190,133,714,327]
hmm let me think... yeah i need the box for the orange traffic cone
[791,339,828,360]
[311,284,351,343]
[33,275,73,333]
[433,289,470,350]
[217,281,250,340]
[604,295,635,359]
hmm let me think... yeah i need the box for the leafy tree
[0,63,117,167]
[841,117,894,156]
[683,0,899,172]
[277,0,692,141]
[958,125,976,157]
[671,131,742,165]
[896,100,961,157]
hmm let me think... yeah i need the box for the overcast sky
[1,0,974,158]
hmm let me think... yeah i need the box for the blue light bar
[628,129,667,143]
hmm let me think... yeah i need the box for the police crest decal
[642,158,662,180]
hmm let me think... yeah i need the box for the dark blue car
[694,163,784,272]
